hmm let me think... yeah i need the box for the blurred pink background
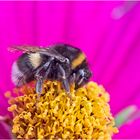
[0,1,140,138]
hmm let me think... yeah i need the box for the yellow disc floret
[7,81,118,139]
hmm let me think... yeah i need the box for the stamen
[7,80,118,139]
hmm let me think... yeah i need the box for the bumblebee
[11,44,92,97]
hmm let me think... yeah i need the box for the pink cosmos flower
[0,1,140,139]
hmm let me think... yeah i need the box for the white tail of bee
[11,62,25,87]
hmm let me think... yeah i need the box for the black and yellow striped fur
[11,44,92,97]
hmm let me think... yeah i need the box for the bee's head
[84,68,92,80]
[76,68,92,88]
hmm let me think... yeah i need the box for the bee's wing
[9,45,46,53]
[9,45,66,62]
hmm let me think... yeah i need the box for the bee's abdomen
[17,53,42,73]
[29,53,42,68]
[12,53,42,86]
[11,61,35,86]
[17,53,33,73]
[11,61,25,86]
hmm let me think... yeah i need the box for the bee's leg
[75,69,85,88]
[76,69,84,81]
[35,58,54,94]
[69,73,76,84]
[44,62,52,79]
[57,64,71,98]
[35,76,43,94]
[77,77,85,87]
[62,79,70,95]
